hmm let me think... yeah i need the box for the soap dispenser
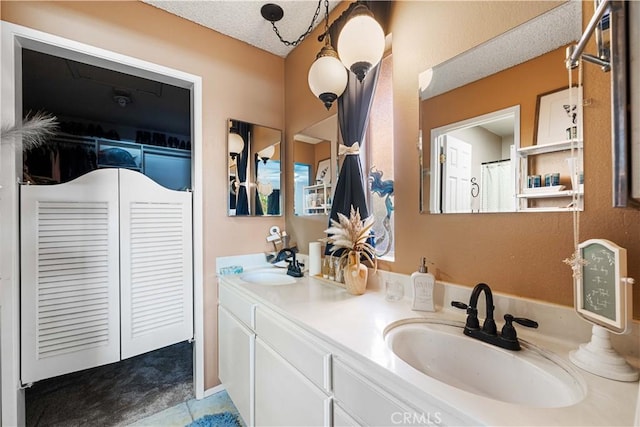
[412,257,435,312]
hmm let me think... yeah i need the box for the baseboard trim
[203,384,225,398]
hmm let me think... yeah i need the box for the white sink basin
[384,320,585,408]
[240,268,297,285]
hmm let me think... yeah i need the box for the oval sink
[240,268,297,285]
[384,320,585,408]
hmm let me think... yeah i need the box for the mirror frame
[630,1,640,204]
[610,1,639,207]
[227,118,283,216]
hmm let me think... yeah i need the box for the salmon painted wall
[285,1,639,319]
[1,0,285,388]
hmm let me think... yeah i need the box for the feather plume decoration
[1,112,58,150]
[324,206,377,268]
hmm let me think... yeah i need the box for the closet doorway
[0,22,204,425]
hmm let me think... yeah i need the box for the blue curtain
[232,120,250,215]
[325,3,383,255]
[330,69,380,218]
[267,190,280,215]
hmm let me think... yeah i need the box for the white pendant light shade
[228,132,244,156]
[258,144,276,161]
[308,45,348,110]
[337,5,385,82]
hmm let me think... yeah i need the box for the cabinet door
[333,402,362,427]
[255,307,331,392]
[20,169,121,383]
[333,358,417,427]
[119,169,193,359]
[255,338,330,427]
[218,306,254,426]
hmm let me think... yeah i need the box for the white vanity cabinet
[254,306,332,426]
[218,280,464,427]
[218,285,256,426]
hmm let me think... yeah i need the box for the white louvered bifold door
[119,169,193,359]
[20,169,120,384]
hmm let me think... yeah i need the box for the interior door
[20,169,121,384]
[119,169,193,359]
[442,135,472,213]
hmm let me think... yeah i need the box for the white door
[21,168,194,382]
[442,135,472,213]
[20,169,121,384]
[119,169,193,359]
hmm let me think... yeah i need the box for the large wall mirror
[228,119,282,216]
[293,115,339,216]
[420,1,583,214]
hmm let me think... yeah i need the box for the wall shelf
[516,137,583,212]
[26,133,191,191]
[517,190,583,199]
[303,182,331,215]
[517,139,583,156]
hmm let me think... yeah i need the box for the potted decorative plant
[324,206,376,295]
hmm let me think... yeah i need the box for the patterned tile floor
[128,389,244,427]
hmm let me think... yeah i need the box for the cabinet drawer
[219,284,255,329]
[255,307,332,392]
[333,358,416,427]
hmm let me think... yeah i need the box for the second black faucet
[451,282,538,351]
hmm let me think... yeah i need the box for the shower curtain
[480,160,513,212]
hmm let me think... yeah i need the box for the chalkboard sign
[576,239,632,334]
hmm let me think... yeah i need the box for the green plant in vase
[324,206,376,295]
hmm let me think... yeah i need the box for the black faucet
[272,247,304,278]
[451,283,538,351]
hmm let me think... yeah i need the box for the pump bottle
[411,257,435,312]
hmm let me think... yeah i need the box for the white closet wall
[20,169,193,384]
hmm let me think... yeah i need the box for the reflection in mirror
[228,119,282,216]
[420,1,582,214]
[293,115,338,216]
[430,107,518,213]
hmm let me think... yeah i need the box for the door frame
[0,21,205,425]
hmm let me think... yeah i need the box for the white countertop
[217,256,640,426]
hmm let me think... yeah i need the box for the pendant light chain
[269,0,324,47]
[321,0,330,45]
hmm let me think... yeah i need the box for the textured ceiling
[143,0,340,58]
[420,1,583,100]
